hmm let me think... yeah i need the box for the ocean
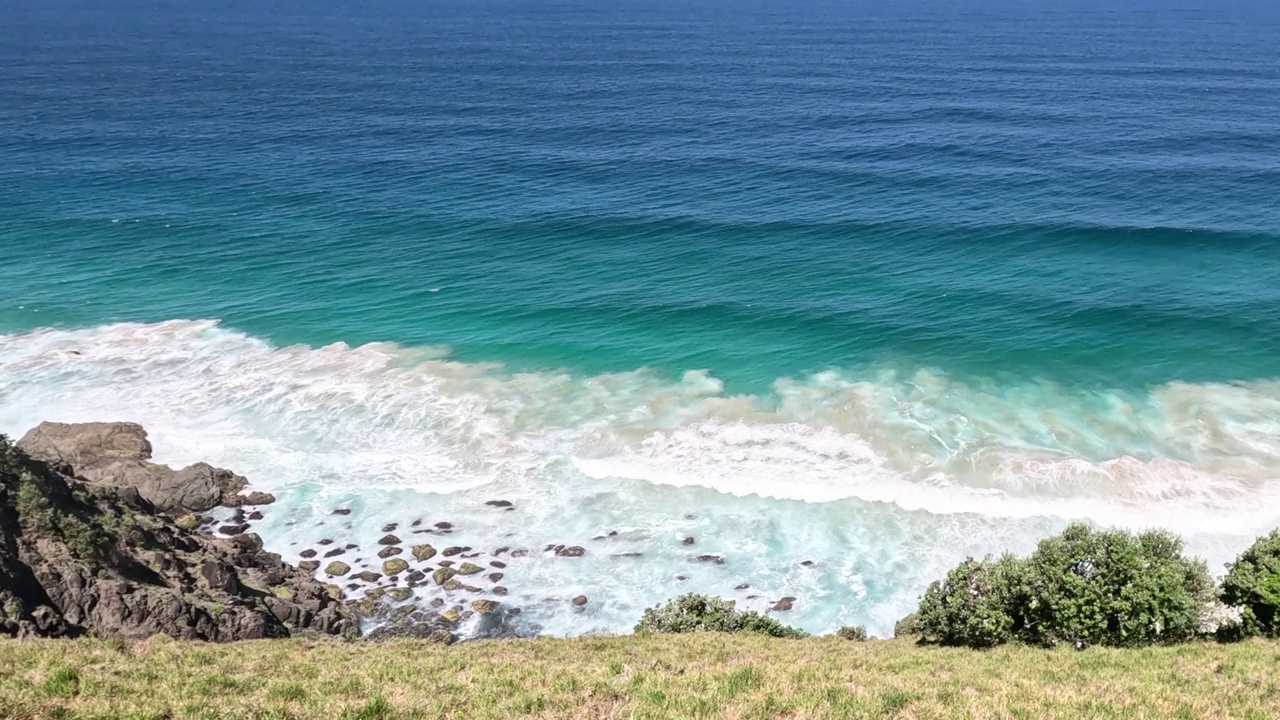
[2,0,1279,637]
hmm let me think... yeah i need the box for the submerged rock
[556,546,586,558]
[377,534,401,546]
[771,597,796,612]
[377,546,402,559]
[572,595,589,607]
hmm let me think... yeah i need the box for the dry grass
[1,635,1278,720]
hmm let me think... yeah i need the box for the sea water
[2,0,1279,637]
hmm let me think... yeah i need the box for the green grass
[1,635,1279,719]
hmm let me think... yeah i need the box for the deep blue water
[2,0,1279,636]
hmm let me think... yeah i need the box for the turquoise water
[2,0,1279,636]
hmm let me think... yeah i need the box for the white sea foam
[1,319,1277,636]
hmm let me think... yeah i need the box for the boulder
[490,560,507,569]
[492,586,509,596]
[378,534,401,546]
[298,560,320,572]
[387,588,413,602]
[572,595,589,607]
[488,573,504,583]
[230,491,276,507]
[456,562,484,576]
[377,546,402,559]
[382,559,409,575]
[0,435,357,642]
[324,561,351,576]
[17,422,247,514]
[695,554,725,565]
[771,597,796,612]
[441,579,464,592]
[556,546,586,558]
[485,500,513,508]
[351,571,381,583]
[175,514,200,531]
[471,599,500,614]
[381,523,398,533]
[442,546,464,557]
[300,549,317,559]
[323,548,345,558]
[683,536,696,545]
[433,567,458,586]
[412,544,437,561]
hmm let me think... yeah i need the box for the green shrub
[1220,530,1280,638]
[893,612,921,638]
[1019,525,1212,648]
[836,625,868,641]
[635,594,807,639]
[916,555,1022,648]
[913,524,1214,649]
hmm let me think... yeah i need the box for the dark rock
[247,511,263,521]
[405,570,425,583]
[437,560,455,568]
[298,560,320,572]
[485,500,514,508]
[800,560,816,567]
[331,507,352,516]
[434,522,453,530]
[735,584,750,590]
[494,547,510,556]
[771,597,797,612]
[613,552,644,558]
[318,539,334,546]
[695,554,725,565]
[411,519,423,527]
[675,575,688,581]
[381,523,398,533]
[377,546,402,559]
[487,573,504,583]
[17,422,252,514]
[229,491,276,507]
[0,429,361,642]
[352,571,381,583]
[377,534,401,546]
[492,586,509,596]
[556,546,586,558]
[219,524,249,536]
[572,595,588,607]
[682,536,695,545]
[509,549,529,558]
[345,543,358,550]
[684,514,697,520]
[490,561,507,569]
[322,548,345,558]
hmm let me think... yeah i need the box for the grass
[1,635,1279,719]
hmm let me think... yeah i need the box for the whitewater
[2,319,1277,637]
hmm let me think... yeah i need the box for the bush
[635,594,807,639]
[913,524,1215,649]
[836,625,867,641]
[916,555,1022,648]
[1220,530,1280,638]
[893,612,921,638]
[1019,524,1212,648]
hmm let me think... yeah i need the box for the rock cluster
[18,422,274,514]
[0,426,356,642]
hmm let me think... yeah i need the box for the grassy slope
[2,636,1278,720]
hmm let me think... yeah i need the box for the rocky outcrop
[17,422,256,514]
[0,434,357,642]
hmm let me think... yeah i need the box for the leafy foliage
[1019,525,1213,648]
[893,612,921,638]
[635,594,808,639]
[915,524,1214,649]
[916,555,1022,648]
[835,625,868,641]
[1220,530,1280,638]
